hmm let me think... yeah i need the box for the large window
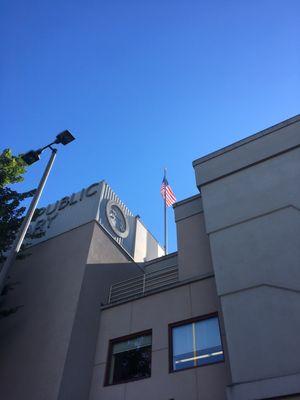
[169,315,224,372]
[105,331,152,385]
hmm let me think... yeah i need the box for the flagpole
[164,168,167,255]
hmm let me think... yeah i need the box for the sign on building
[27,181,164,262]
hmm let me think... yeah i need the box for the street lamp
[21,130,75,165]
[0,130,75,295]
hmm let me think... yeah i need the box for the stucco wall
[0,221,140,400]
[0,222,95,400]
[174,195,213,280]
[57,223,141,400]
[89,276,230,400]
[194,116,300,400]
[134,218,164,262]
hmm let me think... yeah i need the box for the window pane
[172,316,224,371]
[194,317,224,366]
[108,333,152,385]
[172,324,194,370]
[113,335,152,354]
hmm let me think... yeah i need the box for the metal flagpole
[164,168,167,255]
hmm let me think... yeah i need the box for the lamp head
[55,130,75,145]
[21,150,41,165]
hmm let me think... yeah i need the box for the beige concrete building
[0,115,299,400]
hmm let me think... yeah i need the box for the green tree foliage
[0,149,35,264]
[0,149,36,318]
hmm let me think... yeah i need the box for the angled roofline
[192,114,300,167]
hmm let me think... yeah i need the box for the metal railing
[107,265,179,304]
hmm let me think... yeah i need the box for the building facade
[0,115,299,400]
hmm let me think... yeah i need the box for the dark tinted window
[106,332,152,385]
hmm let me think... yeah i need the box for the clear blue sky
[1,0,299,252]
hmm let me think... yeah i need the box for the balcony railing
[107,265,179,305]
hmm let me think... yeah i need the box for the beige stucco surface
[0,221,139,400]
[90,277,229,400]
[194,116,300,400]
[0,222,95,400]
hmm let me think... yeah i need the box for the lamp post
[0,130,75,295]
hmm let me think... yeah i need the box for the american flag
[160,176,176,207]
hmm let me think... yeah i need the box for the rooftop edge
[192,114,300,167]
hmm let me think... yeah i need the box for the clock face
[106,200,129,238]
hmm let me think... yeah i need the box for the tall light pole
[0,130,75,295]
